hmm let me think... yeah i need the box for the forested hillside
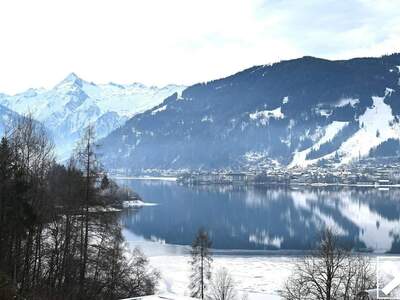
[0,117,158,300]
[100,54,400,173]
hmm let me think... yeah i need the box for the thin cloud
[0,0,398,94]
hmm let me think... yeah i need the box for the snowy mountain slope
[335,93,400,164]
[0,104,23,135]
[289,121,349,168]
[99,53,400,172]
[0,73,185,158]
[289,91,400,167]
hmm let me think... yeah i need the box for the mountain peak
[58,72,83,87]
[65,72,80,81]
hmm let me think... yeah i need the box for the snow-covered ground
[151,254,293,300]
[123,200,158,208]
[124,231,295,300]
[249,107,285,126]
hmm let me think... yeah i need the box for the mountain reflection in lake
[118,179,400,253]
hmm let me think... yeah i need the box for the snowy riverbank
[123,199,158,208]
[150,254,294,300]
[123,230,295,300]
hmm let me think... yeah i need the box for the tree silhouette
[189,228,213,299]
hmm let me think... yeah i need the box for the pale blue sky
[0,0,398,94]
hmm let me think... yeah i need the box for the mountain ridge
[0,73,186,158]
[99,53,400,173]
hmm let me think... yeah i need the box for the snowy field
[151,254,294,300]
[124,231,296,300]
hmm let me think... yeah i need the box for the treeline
[0,116,158,300]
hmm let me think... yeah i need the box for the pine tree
[189,228,213,299]
[100,174,110,190]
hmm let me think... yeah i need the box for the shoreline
[114,176,400,188]
[179,181,400,189]
[114,176,178,181]
[123,232,391,257]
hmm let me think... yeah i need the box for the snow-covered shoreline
[123,231,294,300]
[122,231,387,300]
[123,199,158,208]
[150,254,293,300]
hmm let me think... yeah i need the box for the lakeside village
[176,157,400,187]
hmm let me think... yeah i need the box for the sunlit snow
[249,107,284,125]
[337,95,400,164]
[334,97,359,108]
[0,73,185,158]
[289,121,348,168]
[290,91,400,167]
[151,105,167,115]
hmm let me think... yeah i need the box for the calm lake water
[118,179,400,253]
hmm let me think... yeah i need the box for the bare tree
[189,228,213,299]
[10,114,55,177]
[339,254,375,300]
[8,115,55,293]
[209,267,237,300]
[74,124,101,297]
[281,228,375,300]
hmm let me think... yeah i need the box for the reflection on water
[118,179,400,253]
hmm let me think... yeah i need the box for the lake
[118,179,400,253]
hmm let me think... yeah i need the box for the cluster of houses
[178,159,400,187]
[178,171,257,184]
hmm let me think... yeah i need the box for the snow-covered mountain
[0,104,23,135]
[0,73,185,158]
[100,54,400,173]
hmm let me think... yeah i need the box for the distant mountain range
[0,73,185,158]
[0,104,23,135]
[1,54,399,172]
[99,54,400,173]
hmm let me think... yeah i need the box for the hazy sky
[0,0,399,94]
